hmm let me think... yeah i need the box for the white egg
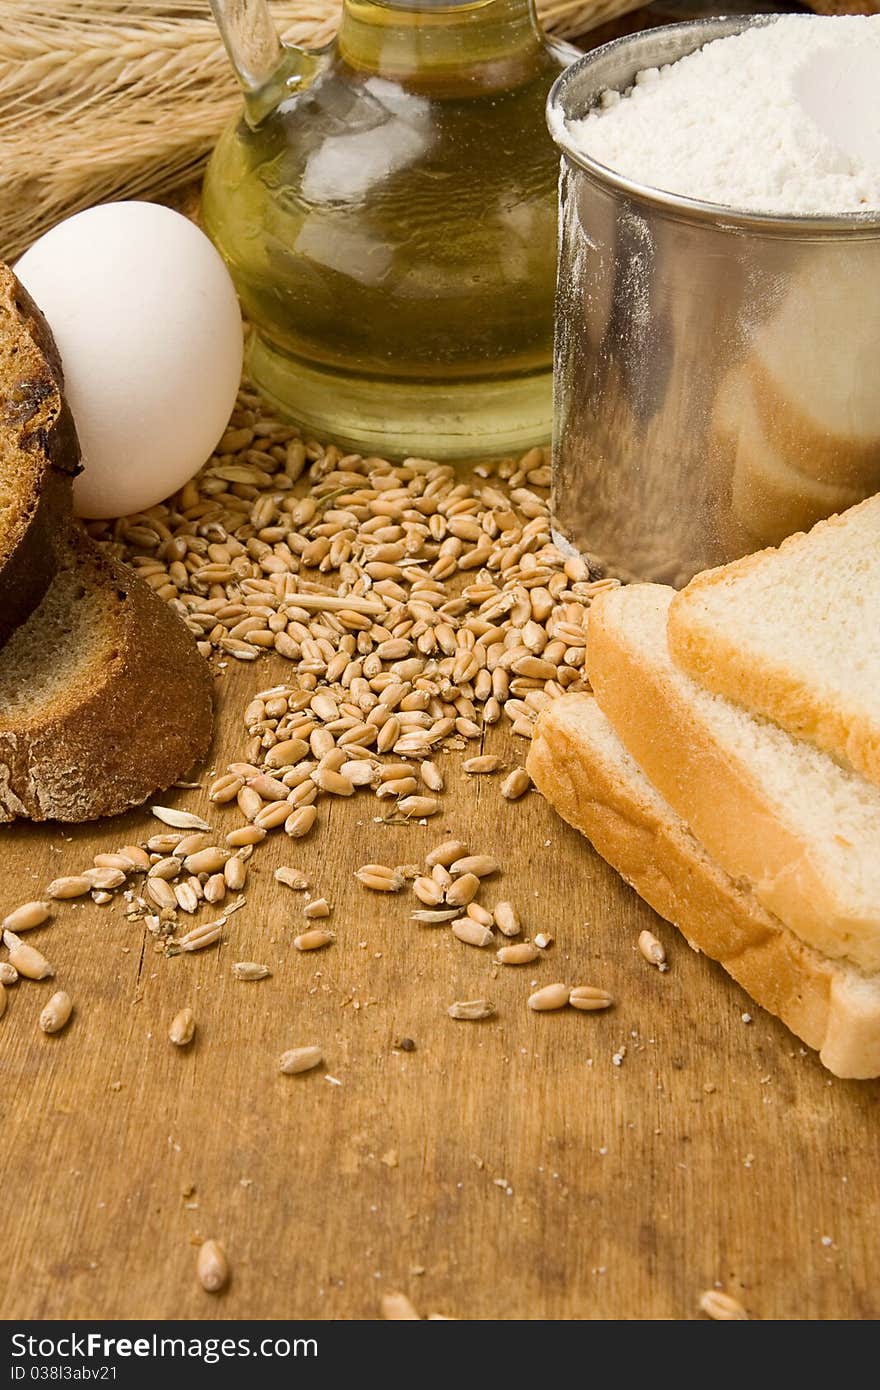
[15,201,243,519]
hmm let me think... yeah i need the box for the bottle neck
[336,0,548,92]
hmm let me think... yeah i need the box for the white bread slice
[526,693,880,1078]
[747,254,880,490]
[587,583,880,974]
[668,495,880,788]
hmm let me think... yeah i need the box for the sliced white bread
[526,693,880,1078]
[668,495,880,789]
[746,254,880,490]
[587,583,880,974]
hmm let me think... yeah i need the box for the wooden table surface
[2,634,879,1322]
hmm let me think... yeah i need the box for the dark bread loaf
[0,264,81,647]
[0,525,214,822]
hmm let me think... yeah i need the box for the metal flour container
[547,15,880,586]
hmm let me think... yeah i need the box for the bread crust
[668,502,880,789]
[588,584,880,972]
[0,265,81,648]
[0,528,214,822]
[527,693,880,1078]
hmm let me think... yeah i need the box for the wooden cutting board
[2,591,879,1321]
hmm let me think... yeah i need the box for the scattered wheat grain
[280,1046,323,1075]
[527,982,570,1012]
[293,928,335,951]
[2,902,51,933]
[39,990,72,1034]
[169,1007,196,1046]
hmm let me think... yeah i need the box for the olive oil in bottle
[204,0,576,457]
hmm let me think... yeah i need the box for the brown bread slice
[0,264,80,646]
[0,526,214,821]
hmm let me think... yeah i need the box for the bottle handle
[210,0,326,125]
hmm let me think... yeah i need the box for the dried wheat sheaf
[0,0,646,260]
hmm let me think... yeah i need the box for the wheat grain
[232,962,271,981]
[39,991,73,1035]
[452,918,494,948]
[293,928,335,951]
[698,1289,748,1320]
[568,985,614,1012]
[197,1239,229,1294]
[500,768,531,800]
[275,867,310,891]
[203,874,226,905]
[45,876,91,900]
[449,855,499,879]
[303,898,330,919]
[280,1045,323,1075]
[462,755,503,774]
[493,902,521,937]
[381,1292,421,1320]
[94,852,137,872]
[3,932,53,980]
[2,902,51,933]
[150,806,212,831]
[147,878,178,911]
[285,806,318,839]
[447,999,495,1021]
[355,864,404,892]
[169,1007,196,1046]
[425,841,467,869]
[638,929,667,968]
[226,825,266,848]
[223,856,248,891]
[398,794,440,818]
[83,867,127,891]
[117,846,152,871]
[445,873,480,907]
[411,876,443,907]
[174,832,214,859]
[496,943,539,965]
[180,839,227,872]
[177,918,225,952]
[148,857,181,881]
[420,760,444,792]
[147,833,185,854]
[465,902,494,928]
[527,983,569,1012]
[174,880,201,914]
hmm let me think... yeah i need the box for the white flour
[563,15,880,215]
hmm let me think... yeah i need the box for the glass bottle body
[203,0,574,457]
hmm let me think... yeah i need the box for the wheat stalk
[0,0,646,261]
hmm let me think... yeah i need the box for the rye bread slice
[0,264,80,647]
[0,526,214,822]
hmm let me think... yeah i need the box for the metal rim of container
[547,13,880,238]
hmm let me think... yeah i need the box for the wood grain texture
[2,635,879,1322]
